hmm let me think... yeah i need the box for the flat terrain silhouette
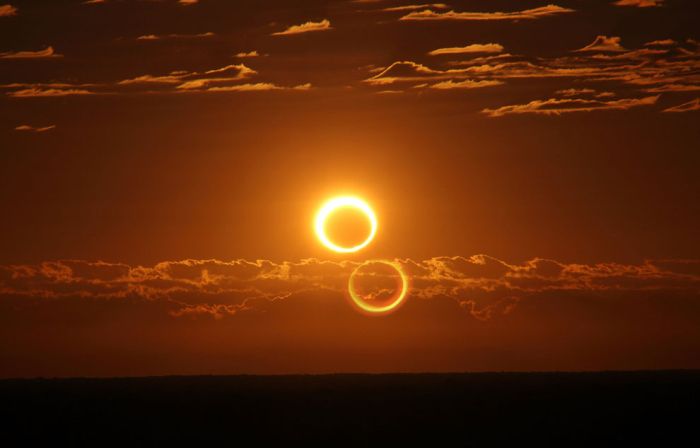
[1,371,697,444]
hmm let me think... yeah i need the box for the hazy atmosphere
[1,0,699,378]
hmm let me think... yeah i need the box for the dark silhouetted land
[1,371,698,445]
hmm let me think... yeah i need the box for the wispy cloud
[428,43,504,56]
[0,46,62,59]
[272,19,332,36]
[614,0,663,7]
[399,5,574,21]
[482,95,659,117]
[663,98,700,113]
[14,124,56,132]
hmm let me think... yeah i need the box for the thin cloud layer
[272,19,332,36]
[1,255,697,320]
[399,5,574,21]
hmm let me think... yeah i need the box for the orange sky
[1,0,699,377]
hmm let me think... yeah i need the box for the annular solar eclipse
[315,196,408,315]
[314,196,378,253]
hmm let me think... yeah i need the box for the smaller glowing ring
[315,196,377,253]
[347,259,409,315]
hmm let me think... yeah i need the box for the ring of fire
[314,196,378,253]
[347,259,409,315]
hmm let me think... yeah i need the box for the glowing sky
[1,0,699,377]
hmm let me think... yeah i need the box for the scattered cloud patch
[364,36,700,111]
